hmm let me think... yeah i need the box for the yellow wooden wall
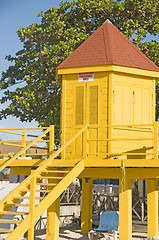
[60,69,156,160]
[61,72,109,159]
[111,73,155,158]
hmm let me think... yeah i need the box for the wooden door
[73,82,100,158]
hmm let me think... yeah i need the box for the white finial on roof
[104,19,112,24]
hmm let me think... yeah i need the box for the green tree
[0,0,159,138]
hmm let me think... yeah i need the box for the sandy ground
[31,221,148,240]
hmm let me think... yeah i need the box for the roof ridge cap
[112,25,159,70]
[104,19,112,24]
[102,23,114,64]
[101,27,109,64]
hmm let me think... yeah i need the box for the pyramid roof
[57,21,159,72]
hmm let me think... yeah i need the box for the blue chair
[88,211,119,240]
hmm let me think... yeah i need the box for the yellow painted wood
[46,175,60,240]
[49,125,54,156]
[0,142,22,147]
[0,127,48,130]
[153,80,156,121]
[147,179,158,237]
[62,72,108,159]
[12,167,31,175]
[0,159,44,167]
[57,64,159,78]
[108,73,113,155]
[21,132,27,157]
[154,121,158,159]
[0,219,21,224]
[0,130,23,135]
[81,178,93,233]
[111,74,154,156]
[0,211,28,215]
[79,168,159,180]
[5,214,30,240]
[46,197,60,240]
[28,170,36,240]
[5,160,84,240]
[0,125,85,237]
[84,159,159,168]
[3,157,159,169]
[0,229,12,233]
[119,178,132,240]
[60,61,156,162]
[61,75,66,159]
[0,126,52,172]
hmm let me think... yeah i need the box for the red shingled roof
[57,21,159,72]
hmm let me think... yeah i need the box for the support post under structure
[46,125,60,240]
[119,177,132,240]
[147,179,158,238]
[46,197,60,240]
[81,178,93,233]
[28,171,36,240]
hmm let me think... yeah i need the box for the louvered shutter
[89,86,98,124]
[75,86,84,125]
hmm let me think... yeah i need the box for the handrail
[0,126,87,207]
[0,127,48,130]
[85,122,157,160]
[0,126,52,172]
[0,127,51,159]
[0,130,23,135]
[87,124,154,128]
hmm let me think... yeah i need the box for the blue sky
[0,0,66,131]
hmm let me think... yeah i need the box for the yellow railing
[0,125,55,171]
[0,127,51,158]
[0,126,87,211]
[0,121,158,165]
[0,126,87,240]
[85,121,158,160]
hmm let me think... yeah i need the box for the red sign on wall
[78,72,94,82]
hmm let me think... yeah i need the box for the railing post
[154,121,158,160]
[21,132,27,158]
[86,126,89,159]
[83,126,89,160]
[28,170,36,240]
[49,125,54,157]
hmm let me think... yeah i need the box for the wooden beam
[119,178,132,240]
[79,168,159,179]
[81,178,93,233]
[147,179,158,237]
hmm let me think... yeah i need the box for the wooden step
[36,183,56,186]
[41,170,69,174]
[0,229,12,233]
[20,189,30,192]
[0,219,21,224]
[19,189,50,192]
[13,196,44,200]
[0,211,28,215]
[5,204,31,207]
[36,190,51,193]
[38,176,63,179]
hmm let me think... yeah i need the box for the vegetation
[0,0,158,138]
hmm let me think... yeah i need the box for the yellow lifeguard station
[0,20,159,240]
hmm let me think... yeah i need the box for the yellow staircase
[0,126,86,240]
